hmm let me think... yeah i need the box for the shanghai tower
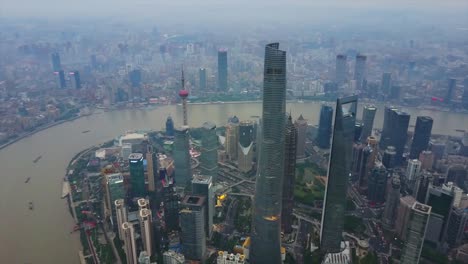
[320,96,358,253]
[250,43,287,264]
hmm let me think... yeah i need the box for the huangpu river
[1,101,467,263]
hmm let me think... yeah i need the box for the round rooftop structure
[229,115,240,124]
[179,90,189,98]
[357,240,369,249]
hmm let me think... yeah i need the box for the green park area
[359,251,379,264]
[234,197,252,234]
[344,215,366,234]
[293,161,326,206]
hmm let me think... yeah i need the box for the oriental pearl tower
[179,67,189,126]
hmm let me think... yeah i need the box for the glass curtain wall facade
[320,96,358,253]
[250,43,287,264]
[218,50,228,91]
[200,122,218,180]
[173,126,192,186]
[409,116,433,159]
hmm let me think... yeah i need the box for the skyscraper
[361,105,377,140]
[218,49,228,91]
[199,68,207,91]
[413,171,433,203]
[237,120,254,173]
[166,116,175,137]
[335,54,347,84]
[57,70,66,89]
[367,166,387,204]
[320,96,358,253]
[316,105,333,149]
[400,203,431,264]
[390,84,401,100]
[352,140,376,192]
[462,78,468,110]
[445,78,456,103]
[395,196,416,240]
[392,110,410,163]
[180,195,206,261]
[105,173,126,227]
[382,146,397,170]
[51,52,61,72]
[351,143,365,182]
[445,207,468,248]
[380,107,410,165]
[162,185,179,232]
[419,150,434,170]
[192,175,214,238]
[139,209,153,257]
[446,183,463,208]
[71,71,81,89]
[146,149,157,192]
[425,185,454,245]
[200,122,218,179]
[406,159,421,190]
[173,126,192,186]
[129,153,145,198]
[447,165,467,191]
[382,176,401,229]
[381,72,392,95]
[115,199,128,240]
[461,132,468,157]
[295,114,308,159]
[225,116,240,161]
[282,115,297,234]
[250,43,287,264]
[122,222,138,264]
[137,197,148,209]
[410,116,433,159]
[129,69,142,88]
[354,123,363,142]
[380,106,397,149]
[354,54,367,90]
[429,139,446,162]
[128,69,142,100]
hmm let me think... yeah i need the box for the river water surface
[1,101,467,263]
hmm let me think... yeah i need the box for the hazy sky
[2,0,467,31]
[2,0,467,18]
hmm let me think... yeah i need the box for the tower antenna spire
[178,65,189,126]
[181,65,185,90]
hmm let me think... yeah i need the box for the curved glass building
[200,122,218,180]
[320,96,357,253]
[250,43,286,264]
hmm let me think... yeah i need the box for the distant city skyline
[2,0,467,32]
[1,2,468,263]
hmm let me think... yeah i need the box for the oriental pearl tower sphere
[179,68,189,126]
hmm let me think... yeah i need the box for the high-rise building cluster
[6,16,468,264]
[61,39,468,264]
[224,117,256,173]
